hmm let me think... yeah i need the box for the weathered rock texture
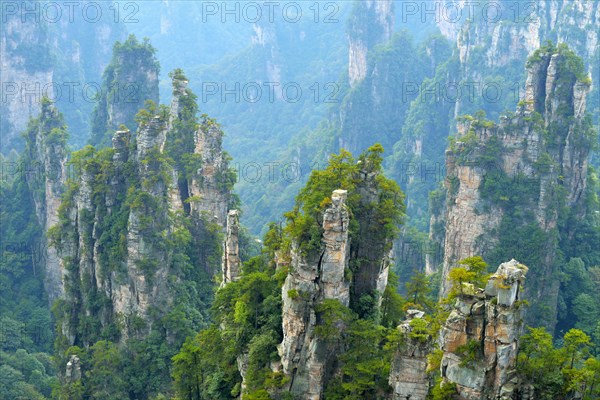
[222,209,241,285]
[439,46,593,330]
[50,74,233,344]
[389,310,432,400]
[421,1,598,277]
[439,260,528,400]
[23,100,69,303]
[277,160,399,398]
[190,119,230,225]
[351,169,393,306]
[278,189,351,399]
[347,0,393,87]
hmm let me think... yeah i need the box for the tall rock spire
[438,260,528,399]
[438,44,592,330]
[347,0,394,87]
[23,98,68,303]
[222,209,241,285]
[278,189,351,399]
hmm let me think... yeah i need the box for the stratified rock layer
[439,260,528,399]
[389,310,432,400]
[222,210,241,285]
[279,189,350,399]
[439,46,592,330]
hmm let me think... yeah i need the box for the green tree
[405,271,434,312]
[86,341,127,400]
[448,256,489,296]
[380,272,405,328]
[564,329,591,369]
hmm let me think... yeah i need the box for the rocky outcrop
[222,210,241,285]
[438,46,592,330]
[437,0,599,118]
[50,73,234,344]
[65,355,82,383]
[347,0,394,87]
[23,99,68,303]
[189,119,231,226]
[89,35,160,147]
[278,189,350,399]
[351,168,393,305]
[389,310,432,400]
[439,260,528,400]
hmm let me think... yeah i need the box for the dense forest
[1,1,599,399]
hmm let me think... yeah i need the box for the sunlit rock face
[347,0,394,87]
[278,189,351,399]
[389,310,433,400]
[439,260,528,400]
[23,100,69,303]
[222,209,241,285]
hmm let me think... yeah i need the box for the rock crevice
[439,260,528,399]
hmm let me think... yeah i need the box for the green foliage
[0,350,57,399]
[408,318,430,343]
[315,299,354,341]
[455,339,482,367]
[448,256,489,297]
[85,340,127,399]
[175,242,284,399]
[284,149,357,253]
[404,271,435,313]
[245,332,281,393]
[332,320,392,399]
[0,105,64,397]
[172,326,239,400]
[429,377,458,400]
[380,272,406,328]
[45,78,231,398]
[518,327,600,399]
[285,145,404,255]
[164,68,200,184]
[427,349,444,374]
[90,34,160,147]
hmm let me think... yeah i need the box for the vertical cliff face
[347,0,394,87]
[23,98,69,303]
[388,310,433,400]
[439,45,593,330]
[189,119,231,225]
[50,73,234,344]
[89,35,160,148]
[351,169,393,305]
[339,31,432,155]
[439,260,528,400]
[416,2,598,260]
[0,2,125,152]
[0,9,54,152]
[275,149,403,398]
[440,0,599,120]
[278,189,351,399]
[222,209,241,285]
